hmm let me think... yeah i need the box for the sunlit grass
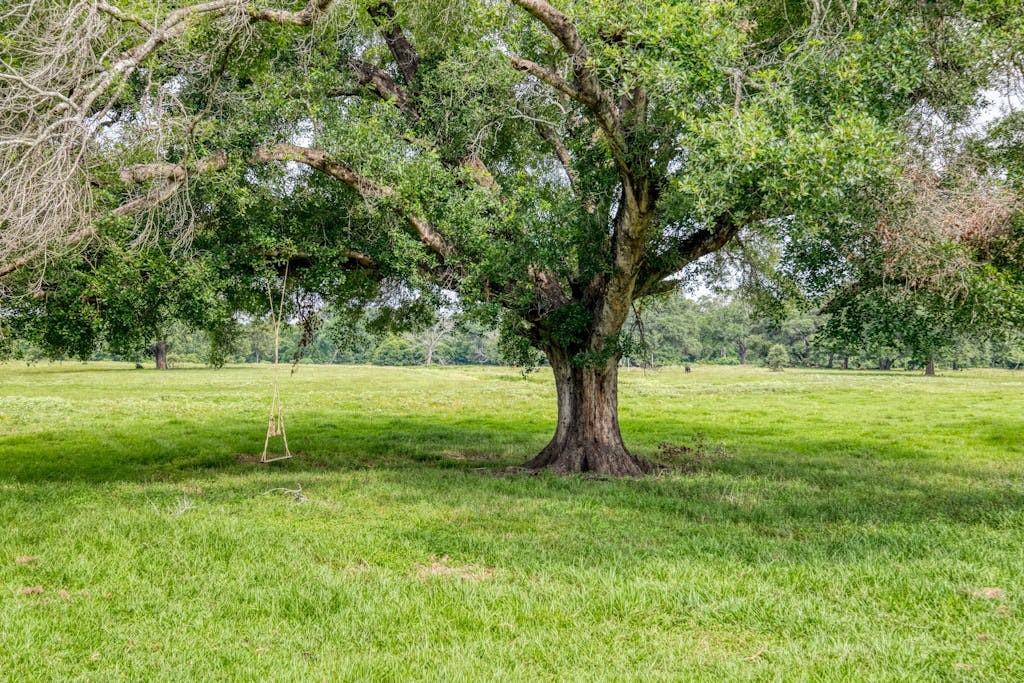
[1,362,1022,680]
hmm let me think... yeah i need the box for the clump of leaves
[767,344,789,371]
[657,434,730,474]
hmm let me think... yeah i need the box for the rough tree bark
[524,346,654,475]
[737,340,748,365]
[154,339,168,369]
[924,355,935,376]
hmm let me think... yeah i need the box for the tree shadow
[2,409,1021,537]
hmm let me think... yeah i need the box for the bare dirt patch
[14,555,37,565]
[968,587,1006,600]
[414,555,495,581]
[442,449,497,462]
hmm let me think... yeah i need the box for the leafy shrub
[767,344,789,371]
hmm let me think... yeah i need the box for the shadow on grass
[1,411,1022,532]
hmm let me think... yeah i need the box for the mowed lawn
[1,363,1023,681]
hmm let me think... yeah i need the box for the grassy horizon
[1,362,1022,680]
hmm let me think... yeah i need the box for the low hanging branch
[0,0,336,276]
[0,153,229,278]
[251,143,456,259]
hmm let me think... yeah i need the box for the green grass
[1,362,1022,681]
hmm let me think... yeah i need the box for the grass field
[1,362,1022,680]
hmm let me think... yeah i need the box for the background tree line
[7,290,1022,371]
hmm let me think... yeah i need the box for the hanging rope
[260,262,293,464]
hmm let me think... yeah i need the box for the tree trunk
[424,336,436,365]
[843,356,849,370]
[525,347,653,475]
[924,356,935,376]
[827,352,834,369]
[154,339,168,370]
[737,340,747,365]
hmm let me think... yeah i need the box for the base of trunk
[524,439,654,476]
[524,432,651,475]
[526,346,658,476]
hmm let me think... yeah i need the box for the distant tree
[821,167,1023,376]
[3,241,231,368]
[698,299,760,365]
[766,344,789,372]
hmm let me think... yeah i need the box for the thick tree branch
[508,0,629,181]
[113,152,229,215]
[635,215,749,297]
[118,152,229,185]
[366,1,420,84]
[509,56,581,101]
[252,143,454,258]
[509,0,654,334]
[349,59,416,118]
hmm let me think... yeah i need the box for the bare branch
[0,0,336,271]
[247,0,334,26]
[0,226,98,279]
[0,152,230,279]
[94,2,154,33]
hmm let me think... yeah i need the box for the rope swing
[260,263,293,464]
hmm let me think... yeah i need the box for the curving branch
[509,56,580,102]
[635,215,753,297]
[508,0,630,182]
[252,143,454,259]
[114,153,229,217]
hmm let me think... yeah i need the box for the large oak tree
[1,0,1020,473]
